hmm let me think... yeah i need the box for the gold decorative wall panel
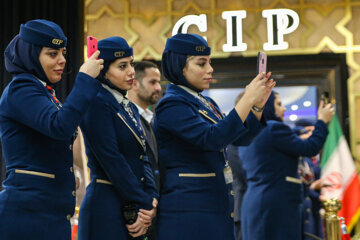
[85,0,360,160]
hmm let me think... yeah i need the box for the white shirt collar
[177,84,200,99]
[133,103,154,124]
[177,84,215,112]
[37,78,47,87]
[102,84,129,105]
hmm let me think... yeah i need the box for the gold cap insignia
[114,51,125,57]
[195,46,206,52]
[52,38,63,45]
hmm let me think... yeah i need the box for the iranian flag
[321,114,360,232]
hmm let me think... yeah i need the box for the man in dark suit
[128,61,162,240]
[128,61,162,190]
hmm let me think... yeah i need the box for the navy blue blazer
[154,83,264,240]
[78,86,158,240]
[241,120,328,240]
[0,72,101,239]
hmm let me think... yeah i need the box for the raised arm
[271,100,334,157]
[236,72,275,122]
[156,99,250,151]
[7,51,104,140]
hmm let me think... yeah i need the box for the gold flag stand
[323,198,344,240]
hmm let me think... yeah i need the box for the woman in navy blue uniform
[154,33,275,240]
[78,37,158,240]
[0,20,103,239]
[241,91,334,240]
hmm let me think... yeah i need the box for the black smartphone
[122,204,137,224]
[320,91,330,105]
[256,51,267,75]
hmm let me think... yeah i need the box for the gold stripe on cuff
[179,173,216,177]
[15,169,55,179]
[96,179,112,185]
[285,176,302,184]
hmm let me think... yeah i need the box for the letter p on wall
[262,9,300,51]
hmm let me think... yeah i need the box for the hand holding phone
[318,91,335,123]
[256,51,267,75]
[87,36,98,59]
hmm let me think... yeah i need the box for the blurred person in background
[128,60,162,240]
[128,60,162,190]
[296,119,326,240]
[241,91,334,240]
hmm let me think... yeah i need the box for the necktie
[121,99,147,150]
[198,94,222,119]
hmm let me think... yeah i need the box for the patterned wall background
[85,0,360,162]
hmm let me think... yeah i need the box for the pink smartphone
[87,36,98,59]
[256,51,267,75]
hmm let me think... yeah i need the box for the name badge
[224,165,233,184]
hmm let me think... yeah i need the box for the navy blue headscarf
[97,36,133,96]
[4,19,67,85]
[4,35,46,83]
[162,33,211,92]
[263,91,283,122]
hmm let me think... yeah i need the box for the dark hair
[135,61,159,82]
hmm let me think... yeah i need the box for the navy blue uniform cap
[98,36,133,61]
[165,33,211,55]
[19,19,67,49]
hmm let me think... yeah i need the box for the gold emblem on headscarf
[114,51,125,57]
[52,38,63,45]
[195,46,206,52]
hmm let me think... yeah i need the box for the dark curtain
[0,0,84,187]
